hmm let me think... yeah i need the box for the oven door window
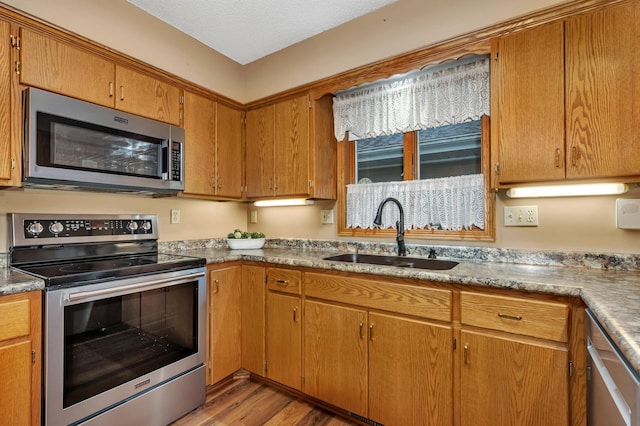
[37,112,165,179]
[63,282,197,408]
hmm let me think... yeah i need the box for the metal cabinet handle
[109,82,114,97]
[120,85,125,101]
[369,323,374,341]
[213,279,219,294]
[359,322,364,339]
[276,279,289,287]
[498,313,522,321]
[554,148,561,168]
[293,307,298,322]
[571,146,578,167]
[218,177,222,189]
[464,344,470,364]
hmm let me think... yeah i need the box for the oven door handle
[65,271,205,302]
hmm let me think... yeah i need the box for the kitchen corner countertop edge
[2,247,640,377]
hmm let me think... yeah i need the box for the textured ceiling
[127,0,397,65]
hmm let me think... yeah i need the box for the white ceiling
[126,0,397,65]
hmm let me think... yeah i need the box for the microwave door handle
[161,139,169,179]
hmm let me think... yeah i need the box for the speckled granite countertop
[2,242,640,379]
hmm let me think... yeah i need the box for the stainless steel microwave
[23,88,184,194]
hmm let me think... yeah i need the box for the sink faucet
[373,197,407,256]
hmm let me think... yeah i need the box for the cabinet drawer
[305,272,451,322]
[0,298,30,341]
[267,268,301,295]
[460,292,569,342]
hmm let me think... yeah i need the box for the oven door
[44,268,206,426]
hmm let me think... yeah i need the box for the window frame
[337,115,495,241]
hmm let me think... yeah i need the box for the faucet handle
[428,249,437,259]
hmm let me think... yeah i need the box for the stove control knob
[127,221,139,232]
[49,222,64,235]
[141,221,152,231]
[26,222,44,236]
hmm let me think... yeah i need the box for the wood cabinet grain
[494,1,640,185]
[207,265,242,385]
[0,291,41,426]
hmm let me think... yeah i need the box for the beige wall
[0,189,247,252]
[243,0,567,101]
[2,0,639,256]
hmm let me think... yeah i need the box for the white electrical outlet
[250,210,258,224]
[320,210,334,224]
[170,209,181,224]
[503,206,538,227]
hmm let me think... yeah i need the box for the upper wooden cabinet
[565,1,640,180]
[0,19,17,186]
[245,94,336,199]
[493,21,565,184]
[19,28,181,125]
[182,91,243,199]
[493,1,640,185]
[113,65,181,125]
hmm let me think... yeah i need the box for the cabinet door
[241,265,265,375]
[183,91,216,196]
[0,340,31,425]
[115,65,181,125]
[369,313,453,426]
[274,95,310,196]
[20,28,115,107]
[266,292,301,390]
[245,105,275,198]
[460,330,569,426]
[0,20,14,184]
[495,21,565,184]
[215,103,243,198]
[208,266,242,385]
[565,1,640,179]
[304,300,367,416]
[0,291,41,426]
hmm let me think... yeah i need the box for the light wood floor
[171,373,358,426]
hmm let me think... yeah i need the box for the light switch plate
[504,206,538,227]
[320,210,334,224]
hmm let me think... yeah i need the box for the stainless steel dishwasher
[587,309,640,426]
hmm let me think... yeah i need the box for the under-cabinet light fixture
[506,183,628,198]
[253,198,315,207]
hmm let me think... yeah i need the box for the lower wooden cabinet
[240,265,266,376]
[207,265,241,385]
[459,291,572,426]
[369,312,453,426]
[266,291,302,390]
[460,330,569,426]
[210,263,584,426]
[0,291,41,426]
[304,300,454,425]
[304,300,368,416]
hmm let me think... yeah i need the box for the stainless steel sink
[323,253,459,270]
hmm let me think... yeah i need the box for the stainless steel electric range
[9,213,207,426]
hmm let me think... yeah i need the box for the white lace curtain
[333,56,490,141]
[347,175,485,231]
